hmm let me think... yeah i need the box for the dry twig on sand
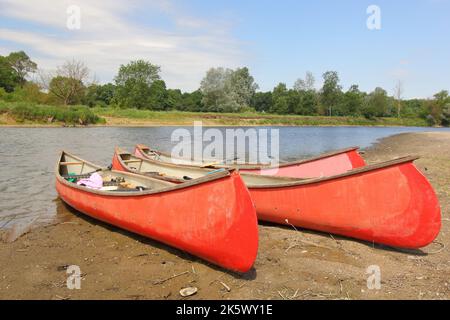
[285,239,335,253]
[152,271,189,285]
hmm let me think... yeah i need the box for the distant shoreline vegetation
[0,101,429,127]
[0,51,449,127]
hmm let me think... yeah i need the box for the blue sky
[1,0,449,98]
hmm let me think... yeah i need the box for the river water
[1,126,449,229]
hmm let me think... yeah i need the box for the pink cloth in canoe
[77,172,103,189]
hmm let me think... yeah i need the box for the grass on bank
[0,101,104,125]
[93,107,429,127]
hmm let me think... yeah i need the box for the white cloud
[0,0,244,91]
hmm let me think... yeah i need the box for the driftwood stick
[219,281,231,292]
[152,271,189,285]
[285,238,337,253]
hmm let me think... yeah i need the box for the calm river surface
[1,126,449,228]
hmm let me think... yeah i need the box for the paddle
[206,168,227,175]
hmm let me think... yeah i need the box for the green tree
[286,90,300,114]
[362,87,388,119]
[200,67,258,112]
[251,91,273,112]
[228,67,259,107]
[40,60,90,105]
[114,60,161,108]
[401,99,425,118]
[0,55,18,92]
[166,89,183,110]
[425,90,450,126]
[49,76,85,105]
[181,90,204,111]
[293,71,315,92]
[148,80,168,110]
[291,73,319,115]
[320,71,342,116]
[338,85,364,116]
[6,51,37,86]
[434,90,449,106]
[200,67,230,111]
[7,82,49,104]
[442,104,450,127]
[296,90,319,115]
[83,83,115,107]
[271,83,290,114]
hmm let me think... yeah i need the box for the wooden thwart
[123,160,142,164]
[60,162,83,165]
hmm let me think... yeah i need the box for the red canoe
[114,148,441,249]
[246,157,441,249]
[134,144,366,178]
[56,151,258,272]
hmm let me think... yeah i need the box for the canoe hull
[240,148,366,178]
[56,171,258,273]
[126,148,441,249]
[248,161,441,249]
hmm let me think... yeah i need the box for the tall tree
[426,90,450,126]
[321,71,342,116]
[49,76,85,105]
[148,80,168,110]
[228,67,259,108]
[394,80,403,118]
[251,92,273,112]
[271,83,290,114]
[200,67,258,112]
[363,87,388,119]
[340,85,364,116]
[40,59,90,105]
[296,90,319,115]
[294,71,315,92]
[115,60,160,87]
[200,67,231,112]
[166,89,183,110]
[83,83,115,107]
[113,60,161,108]
[0,55,18,92]
[6,51,37,86]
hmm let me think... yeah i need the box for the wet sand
[1,132,449,300]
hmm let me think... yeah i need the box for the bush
[0,101,102,125]
[0,87,6,99]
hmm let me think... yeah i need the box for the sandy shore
[0,132,449,300]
